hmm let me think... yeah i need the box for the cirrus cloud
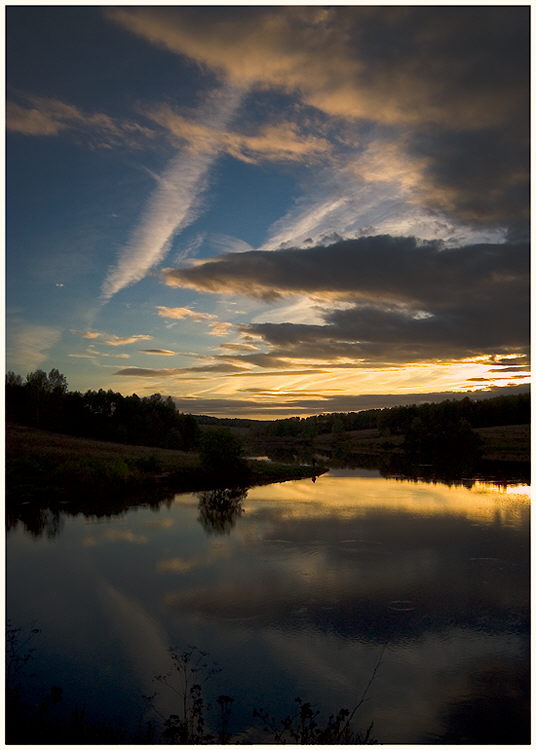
[108,6,528,236]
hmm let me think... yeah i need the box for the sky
[6,5,530,419]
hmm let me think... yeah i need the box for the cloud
[100,86,242,300]
[103,334,153,346]
[68,345,131,361]
[108,7,528,130]
[147,103,329,163]
[80,331,102,339]
[256,142,507,254]
[7,94,154,147]
[156,557,196,574]
[140,349,177,356]
[114,363,250,377]
[7,100,65,135]
[407,127,529,234]
[156,306,216,322]
[204,233,254,256]
[156,305,233,337]
[467,376,528,382]
[164,236,527,308]
[88,346,130,359]
[108,7,528,236]
[83,529,148,546]
[97,581,175,722]
[7,321,61,371]
[163,236,529,365]
[487,366,529,373]
[208,321,233,337]
[69,329,103,339]
[228,369,329,378]
[165,384,529,418]
[219,343,259,352]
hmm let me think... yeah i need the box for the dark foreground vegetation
[7,625,379,744]
[6,423,321,510]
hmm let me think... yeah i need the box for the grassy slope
[6,423,321,503]
[312,424,529,463]
[473,424,530,462]
[6,423,198,470]
[314,427,403,456]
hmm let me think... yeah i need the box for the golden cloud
[148,104,329,163]
[156,305,216,322]
[108,7,527,131]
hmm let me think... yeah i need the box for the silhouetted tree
[6,369,200,450]
[199,428,249,482]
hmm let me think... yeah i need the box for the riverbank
[6,424,324,507]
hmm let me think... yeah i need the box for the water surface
[7,469,530,743]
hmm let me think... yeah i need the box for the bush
[198,428,249,483]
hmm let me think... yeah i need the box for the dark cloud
[408,127,529,235]
[165,236,527,305]
[343,7,529,235]
[355,8,529,232]
[467,377,527,383]
[386,8,528,235]
[114,363,249,377]
[487,357,529,367]
[488,366,530,373]
[164,237,529,364]
[167,384,529,418]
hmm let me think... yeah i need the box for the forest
[6,369,199,450]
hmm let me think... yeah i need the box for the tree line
[249,392,530,439]
[6,369,199,450]
[6,368,529,452]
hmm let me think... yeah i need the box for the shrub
[198,428,249,482]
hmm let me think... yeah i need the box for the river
[7,468,530,743]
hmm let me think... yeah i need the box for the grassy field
[6,420,528,509]
[474,423,530,462]
[6,423,322,506]
[314,424,529,463]
[314,427,404,457]
[6,423,199,470]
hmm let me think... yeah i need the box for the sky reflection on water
[7,472,529,743]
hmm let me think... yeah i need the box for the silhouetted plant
[253,647,384,744]
[253,698,376,744]
[149,644,382,744]
[216,694,234,743]
[6,620,41,684]
[199,427,249,482]
[7,623,383,745]
[149,646,230,743]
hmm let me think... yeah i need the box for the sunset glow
[7,7,529,417]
